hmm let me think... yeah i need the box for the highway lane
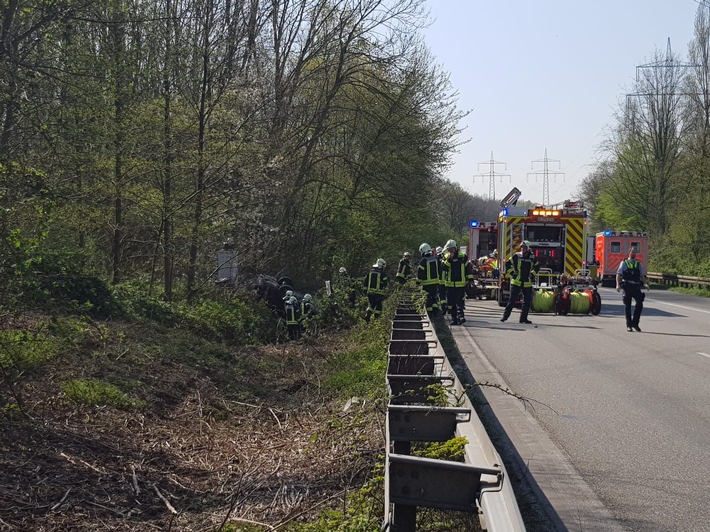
[452,287,710,531]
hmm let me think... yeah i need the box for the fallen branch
[59,452,107,476]
[223,517,276,531]
[152,484,177,514]
[86,500,125,516]
[131,466,141,495]
[268,408,283,430]
[51,488,72,511]
[273,491,344,530]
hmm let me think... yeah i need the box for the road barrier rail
[647,272,710,289]
[382,293,524,531]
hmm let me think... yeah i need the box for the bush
[179,297,274,344]
[111,283,181,326]
[25,273,119,317]
[1,229,119,317]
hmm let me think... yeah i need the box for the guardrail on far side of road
[646,272,710,289]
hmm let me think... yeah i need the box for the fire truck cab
[595,230,648,287]
[497,200,589,306]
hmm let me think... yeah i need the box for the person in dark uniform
[417,243,440,315]
[436,246,448,315]
[616,246,649,332]
[395,252,412,285]
[284,294,301,340]
[364,258,388,322]
[441,239,474,325]
[500,240,540,324]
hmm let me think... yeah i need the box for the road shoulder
[452,324,627,531]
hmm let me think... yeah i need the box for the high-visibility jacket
[284,298,300,325]
[396,259,411,281]
[364,268,388,295]
[619,259,642,285]
[442,251,474,288]
[506,252,539,288]
[417,254,440,286]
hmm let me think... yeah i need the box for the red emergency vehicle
[468,220,498,260]
[595,231,648,287]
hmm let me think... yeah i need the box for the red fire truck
[595,230,649,287]
[497,200,590,305]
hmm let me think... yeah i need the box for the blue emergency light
[469,220,479,228]
[603,230,612,236]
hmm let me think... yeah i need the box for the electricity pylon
[474,151,510,200]
[625,38,698,131]
[527,149,564,206]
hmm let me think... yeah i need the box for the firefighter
[395,252,412,285]
[616,246,649,332]
[417,243,440,315]
[334,266,357,307]
[364,258,388,322]
[284,294,301,340]
[441,240,474,325]
[500,240,539,324]
[436,246,448,315]
[488,249,500,278]
[301,293,317,318]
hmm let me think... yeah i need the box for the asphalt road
[451,287,710,532]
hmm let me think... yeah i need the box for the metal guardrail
[382,293,525,532]
[647,272,710,288]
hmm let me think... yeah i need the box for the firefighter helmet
[521,240,530,248]
[445,239,457,250]
[303,293,312,302]
[373,258,386,268]
[339,266,347,275]
[284,290,293,299]
[419,243,432,255]
[403,251,411,258]
[435,246,443,254]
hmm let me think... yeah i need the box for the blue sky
[423,0,702,206]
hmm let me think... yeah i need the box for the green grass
[0,330,57,371]
[667,286,710,298]
[61,378,145,409]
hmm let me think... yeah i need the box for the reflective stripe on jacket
[364,268,388,295]
[506,252,539,288]
[417,255,440,286]
[443,251,473,288]
[285,303,300,325]
[396,259,411,280]
[620,259,641,284]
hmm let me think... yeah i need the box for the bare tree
[673,4,710,263]
[606,42,686,238]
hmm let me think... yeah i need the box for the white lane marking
[698,352,710,359]
[645,299,710,315]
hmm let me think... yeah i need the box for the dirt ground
[0,329,384,531]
